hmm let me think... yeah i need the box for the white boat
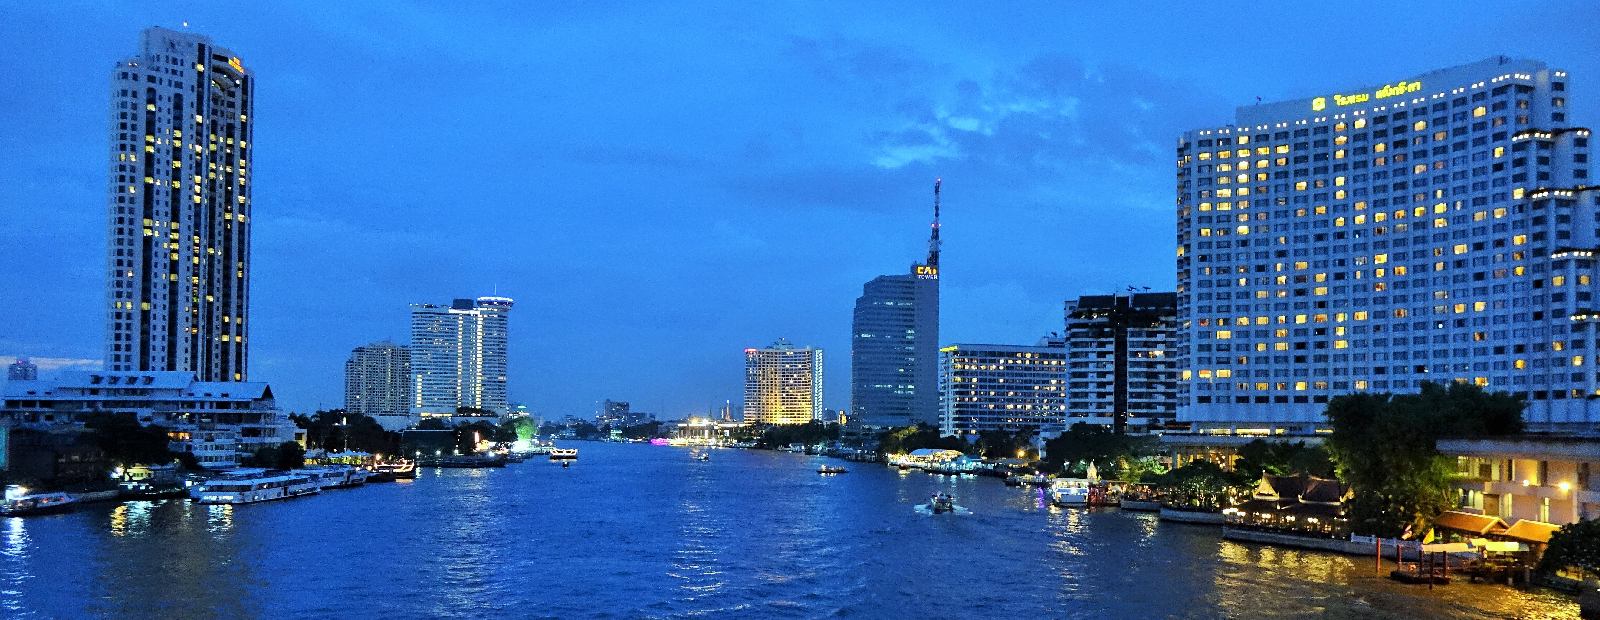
[549,448,578,461]
[914,492,970,515]
[193,469,320,504]
[301,465,369,489]
[1049,478,1093,507]
[1,489,77,517]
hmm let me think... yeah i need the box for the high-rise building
[939,342,1068,437]
[1064,292,1179,432]
[1176,57,1596,434]
[598,399,630,426]
[7,359,38,381]
[410,297,513,421]
[343,341,412,430]
[744,339,823,425]
[851,181,942,427]
[103,27,255,381]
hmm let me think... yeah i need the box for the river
[0,442,1581,619]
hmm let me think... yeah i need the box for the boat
[1003,475,1023,486]
[1017,474,1051,487]
[1049,478,1093,507]
[549,448,579,461]
[371,460,416,481]
[192,469,320,505]
[914,492,969,515]
[1,489,77,517]
[437,455,507,468]
[300,465,369,489]
[695,452,710,462]
[817,465,849,474]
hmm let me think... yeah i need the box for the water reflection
[0,445,1585,620]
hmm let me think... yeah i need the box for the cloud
[0,356,102,371]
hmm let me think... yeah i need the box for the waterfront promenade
[0,442,1579,619]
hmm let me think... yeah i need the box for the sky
[2,0,1597,418]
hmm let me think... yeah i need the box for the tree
[757,421,840,449]
[1042,422,1158,478]
[974,428,1036,459]
[1233,439,1334,481]
[876,424,969,456]
[1324,381,1525,537]
[243,441,305,469]
[1539,518,1600,576]
[1149,461,1251,511]
[82,411,176,467]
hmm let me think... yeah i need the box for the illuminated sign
[916,265,938,279]
[228,57,243,72]
[1313,81,1422,111]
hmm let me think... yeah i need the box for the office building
[1177,57,1595,434]
[2,371,296,468]
[410,297,513,421]
[939,342,1068,437]
[851,181,942,427]
[8,359,38,381]
[1065,292,1179,432]
[744,339,823,425]
[103,27,255,381]
[343,341,412,430]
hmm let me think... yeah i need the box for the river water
[0,442,1580,619]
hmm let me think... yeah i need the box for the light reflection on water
[0,444,1582,620]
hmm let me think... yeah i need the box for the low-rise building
[1,371,296,468]
[1440,436,1600,525]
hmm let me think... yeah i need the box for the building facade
[1,370,296,468]
[744,339,823,425]
[851,181,942,428]
[939,343,1068,437]
[8,359,38,382]
[1442,437,1600,526]
[410,297,513,421]
[1065,292,1179,432]
[1176,57,1595,434]
[104,27,255,381]
[343,341,412,430]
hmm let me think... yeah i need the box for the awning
[1503,519,1561,544]
[1433,510,1509,535]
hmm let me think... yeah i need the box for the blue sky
[2,1,1596,417]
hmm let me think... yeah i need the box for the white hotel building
[1176,57,1595,434]
[104,27,255,382]
[410,297,514,423]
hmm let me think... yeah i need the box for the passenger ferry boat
[192,469,320,504]
[371,460,417,481]
[1049,478,1093,507]
[1,489,77,517]
[549,448,579,461]
[300,465,369,489]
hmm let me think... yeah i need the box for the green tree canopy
[1233,439,1335,481]
[876,423,970,456]
[1539,518,1600,576]
[82,411,176,467]
[1323,381,1524,537]
[1042,422,1159,478]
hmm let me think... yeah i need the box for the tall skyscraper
[1176,57,1595,434]
[103,27,255,381]
[939,342,1068,437]
[851,181,942,427]
[744,339,824,425]
[410,297,513,420]
[344,341,412,430]
[7,359,38,381]
[1064,292,1178,433]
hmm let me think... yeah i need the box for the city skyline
[2,3,1597,418]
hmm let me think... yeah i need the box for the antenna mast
[928,179,941,268]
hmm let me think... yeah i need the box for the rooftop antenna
[928,179,941,268]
